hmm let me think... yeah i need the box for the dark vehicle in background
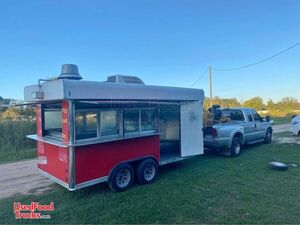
[203,107,273,156]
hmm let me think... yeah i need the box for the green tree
[277,97,300,111]
[267,99,276,110]
[204,97,241,109]
[222,98,241,108]
[243,97,264,110]
[0,107,20,121]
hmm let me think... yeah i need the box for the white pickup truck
[203,107,273,156]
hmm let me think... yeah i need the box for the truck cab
[203,107,273,156]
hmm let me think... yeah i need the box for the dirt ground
[272,124,290,134]
[0,123,295,199]
[275,137,300,144]
[0,159,53,199]
[272,124,300,144]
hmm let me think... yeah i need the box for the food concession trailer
[25,64,204,192]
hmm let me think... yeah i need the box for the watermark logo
[13,202,54,219]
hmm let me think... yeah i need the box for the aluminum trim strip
[27,133,161,148]
[27,134,68,147]
[159,156,191,166]
[75,176,109,190]
[74,132,160,147]
[38,168,71,190]
[68,100,76,190]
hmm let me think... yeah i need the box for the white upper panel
[24,79,204,102]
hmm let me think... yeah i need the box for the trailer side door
[180,101,204,157]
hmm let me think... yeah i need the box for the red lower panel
[75,135,160,184]
[37,141,69,183]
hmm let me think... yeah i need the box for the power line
[212,41,300,71]
[190,68,208,87]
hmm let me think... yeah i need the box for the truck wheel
[136,158,158,184]
[269,162,288,171]
[108,163,134,192]
[230,137,241,157]
[264,128,272,144]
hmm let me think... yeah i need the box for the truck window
[247,114,253,121]
[252,110,262,122]
[43,108,62,139]
[245,110,253,121]
[76,112,98,140]
[100,110,119,136]
[222,109,245,121]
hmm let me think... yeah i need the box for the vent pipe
[58,64,82,80]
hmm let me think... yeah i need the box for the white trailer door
[180,101,203,157]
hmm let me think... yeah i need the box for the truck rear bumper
[204,137,231,150]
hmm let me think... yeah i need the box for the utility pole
[209,65,213,107]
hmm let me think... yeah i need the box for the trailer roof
[24,79,204,102]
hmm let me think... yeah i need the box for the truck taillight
[212,128,218,138]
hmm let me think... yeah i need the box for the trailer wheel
[230,136,241,157]
[108,163,134,192]
[136,158,158,184]
[264,128,272,144]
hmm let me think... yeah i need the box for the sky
[0,0,300,102]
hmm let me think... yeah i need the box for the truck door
[244,109,256,142]
[252,110,266,139]
[180,101,203,157]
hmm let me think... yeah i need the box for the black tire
[268,162,288,171]
[136,158,158,184]
[108,163,134,192]
[230,136,242,157]
[264,128,272,144]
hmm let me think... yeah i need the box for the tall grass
[0,120,36,152]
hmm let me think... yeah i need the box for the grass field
[0,120,36,164]
[272,116,292,125]
[1,134,300,224]
[0,148,36,164]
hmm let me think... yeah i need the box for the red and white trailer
[25,64,204,191]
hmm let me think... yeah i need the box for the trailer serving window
[124,109,140,133]
[76,112,98,140]
[43,106,62,139]
[124,108,157,135]
[141,108,156,131]
[74,107,158,142]
[100,110,120,136]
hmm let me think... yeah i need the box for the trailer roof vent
[58,64,82,80]
[107,75,145,85]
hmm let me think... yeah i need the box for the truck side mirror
[266,116,270,122]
